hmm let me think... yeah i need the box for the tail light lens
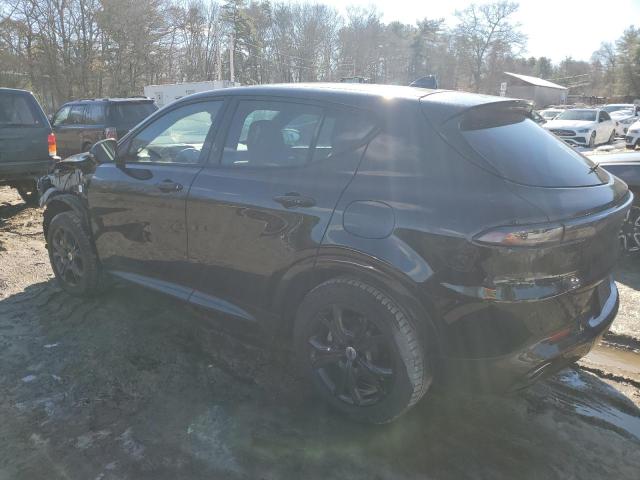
[474,224,564,247]
[104,127,118,140]
[48,133,57,157]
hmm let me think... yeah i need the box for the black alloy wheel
[307,304,395,407]
[47,211,101,296]
[295,277,431,424]
[620,204,640,254]
[50,225,85,287]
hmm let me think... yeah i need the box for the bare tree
[454,1,525,92]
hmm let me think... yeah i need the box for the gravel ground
[1,186,639,480]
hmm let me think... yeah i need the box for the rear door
[186,97,377,319]
[80,103,107,150]
[52,104,85,157]
[0,90,50,172]
[88,99,226,296]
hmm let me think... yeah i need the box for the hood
[610,111,636,121]
[628,120,640,131]
[544,119,595,130]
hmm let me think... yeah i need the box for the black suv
[0,88,57,203]
[51,97,157,157]
[39,84,631,423]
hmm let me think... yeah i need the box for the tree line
[0,0,639,111]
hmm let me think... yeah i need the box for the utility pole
[229,33,235,83]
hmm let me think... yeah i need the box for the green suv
[0,88,57,204]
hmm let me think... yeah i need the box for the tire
[15,181,39,206]
[588,131,596,148]
[619,203,640,254]
[47,211,100,296]
[294,277,432,424]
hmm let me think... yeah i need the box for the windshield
[611,109,634,117]
[541,110,560,119]
[602,104,632,113]
[109,102,157,125]
[556,109,596,121]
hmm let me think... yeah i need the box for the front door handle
[156,179,183,193]
[273,192,316,208]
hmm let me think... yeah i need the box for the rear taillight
[104,127,117,140]
[48,133,57,157]
[474,223,564,247]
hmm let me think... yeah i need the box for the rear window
[0,93,42,127]
[109,102,157,125]
[455,107,606,187]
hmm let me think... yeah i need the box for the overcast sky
[306,0,640,63]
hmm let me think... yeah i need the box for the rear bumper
[442,277,618,392]
[0,159,51,183]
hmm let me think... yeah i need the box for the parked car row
[0,89,158,203]
[538,103,640,148]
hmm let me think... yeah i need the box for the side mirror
[89,138,118,165]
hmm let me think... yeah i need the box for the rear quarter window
[0,93,43,127]
[444,107,607,188]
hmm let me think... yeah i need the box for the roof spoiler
[420,91,533,125]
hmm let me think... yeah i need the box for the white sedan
[543,108,616,147]
[611,108,639,136]
[626,120,640,149]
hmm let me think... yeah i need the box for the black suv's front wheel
[294,277,432,424]
[47,211,100,296]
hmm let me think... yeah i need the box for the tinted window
[68,105,85,125]
[84,104,105,124]
[556,110,597,121]
[600,111,611,121]
[109,102,157,126]
[221,101,323,167]
[127,100,222,164]
[313,108,377,162]
[457,110,604,187]
[53,106,71,126]
[0,94,41,127]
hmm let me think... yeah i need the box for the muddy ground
[1,185,639,480]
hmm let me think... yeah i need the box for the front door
[186,98,378,319]
[88,99,226,297]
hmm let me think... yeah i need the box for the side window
[68,105,85,125]
[127,100,223,164]
[312,108,377,162]
[601,111,611,121]
[84,104,105,125]
[221,100,323,167]
[53,106,71,126]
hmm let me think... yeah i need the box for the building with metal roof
[502,72,568,108]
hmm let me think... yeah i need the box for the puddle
[583,344,640,381]
[555,369,640,441]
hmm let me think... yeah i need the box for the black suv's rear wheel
[620,203,640,254]
[47,211,100,296]
[294,277,432,423]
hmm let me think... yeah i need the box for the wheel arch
[273,250,444,356]
[43,193,90,241]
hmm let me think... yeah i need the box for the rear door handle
[156,179,183,193]
[273,192,316,208]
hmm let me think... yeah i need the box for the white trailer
[143,80,240,108]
